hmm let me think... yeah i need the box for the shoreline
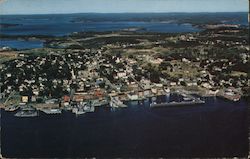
[1,90,246,117]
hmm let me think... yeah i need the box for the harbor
[4,85,248,118]
[1,95,248,158]
[2,89,209,118]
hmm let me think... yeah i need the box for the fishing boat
[14,106,38,117]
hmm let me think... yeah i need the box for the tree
[180,81,187,86]
[159,61,172,70]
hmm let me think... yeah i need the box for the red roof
[63,95,70,102]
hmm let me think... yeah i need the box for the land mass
[0,22,249,114]
[0,23,22,28]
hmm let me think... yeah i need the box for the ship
[72,101,95,115]
[83,102,95,112]
[182,94,192,101]
[5,105,19,112]
[72,107,86,115]
[14,106,38,117]
[40,108,62,114]
[217,89,241,102]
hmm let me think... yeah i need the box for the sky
[0,0,248,15]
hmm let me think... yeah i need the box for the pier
[109,95,127,108]
[150,99,205,108]
[150,91,205,108]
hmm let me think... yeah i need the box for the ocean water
[0,14,200,49]
[0,20,200,36]
[1,13,248,36]
[1,96,248,158]
[0,39,43,49]
[0,13,248,49]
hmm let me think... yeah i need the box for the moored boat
[15,109,38,117]
[41,108,62,114]
[5,105,19,112]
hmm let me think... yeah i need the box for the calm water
[0,39,43,49]
[0,21,197,49]
[0,14,200,49]
[1,13,248,49]
[1,13,248,37]
[0,14,202,36]
[1,21,199,36]
[1,95,248,158]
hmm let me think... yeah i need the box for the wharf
[35,103,60,109]
[217,89,241,102]
[92,99,109,107]
[150,99,205,108]
[109,95,127,108]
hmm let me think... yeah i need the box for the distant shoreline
[0,12,248,16]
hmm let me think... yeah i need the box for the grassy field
[164,61,201,79]
[231,71,248,77]
[0,51,18,63]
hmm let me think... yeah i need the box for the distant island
[69,12,248,25]
[0,23,22,28]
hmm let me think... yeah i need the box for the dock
[150,91,205,108]
[109,95,127,108]
[217,90,241,102]
[150,99,205,108]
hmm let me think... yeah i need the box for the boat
[183,97,192,101]
[83,103,95,112]
[41,108,62,114]
[164,88,170,94]
[151,97,157,101]
[5,105,19,111]
[76,109,85,115]
[218,89,241,102]
[181,93,196,101]
[72,101,94,115]
[14,107,38,117]
[127,93,139,101]
[151,102,157,105]
[72,107,84,115]
[138,100,144,105]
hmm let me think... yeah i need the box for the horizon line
[0,11,248,16]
